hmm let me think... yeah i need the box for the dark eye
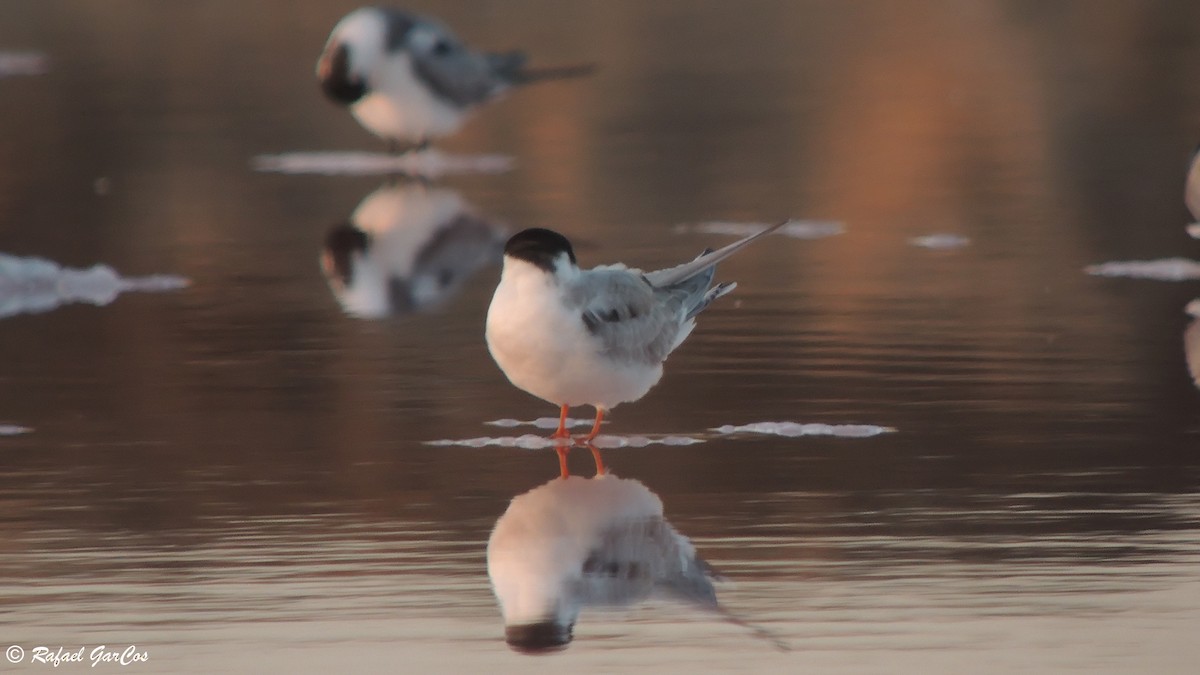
[432,40,452,56]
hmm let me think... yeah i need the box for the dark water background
[2,1,1200,672]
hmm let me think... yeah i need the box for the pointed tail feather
[645,220,790,289]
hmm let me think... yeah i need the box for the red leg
[588,443,607,476]
[555,444,570,479]
[550,404,571,439]
[550,405,572,478]
[580,408,605,443]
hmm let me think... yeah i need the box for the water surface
[2,1,1200,672]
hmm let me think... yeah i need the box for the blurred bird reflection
[1185,300,1200,389]
[486,471,723,653]
[1187,146,1200,225]
[1185,146,1200,239]
[320,181,506,318]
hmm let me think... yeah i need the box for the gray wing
[406,17,515,107]
[573,516,718,609]
[565,269,686,366]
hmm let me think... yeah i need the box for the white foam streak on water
[425,434,704,448]
[483,418,705,444]
[711,421,896,438]
[250,150,514,177]
[486,417,597,430]
[0,51,47,77]
[444,419,898,445]
[0,424,32,436]
[1084,258,1200,281]
[677,220,846,239]
[0,253,189,319]
[909,233,971,249]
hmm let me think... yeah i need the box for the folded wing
[567,269,684,365]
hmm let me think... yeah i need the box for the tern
[316,7,592,150]
[485,221,786,443]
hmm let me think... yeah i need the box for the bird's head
[318,7,430,105]
[317,8,386,105]
[321,221,370,289]
[502,228,577,276]
[489,525,581,655]
[317,8,502,109]
[503,620,574,654]
[321,221,406,318]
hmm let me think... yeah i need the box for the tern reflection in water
[1185,300,1200,389]
[320,181,506,318]
[487,463,787,654]
[1187,145,1200,222]
[1186,145,1200,238]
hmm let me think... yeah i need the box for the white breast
[485,260,663,410]
[352,52,468,143]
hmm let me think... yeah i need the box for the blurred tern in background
[316,7,592,151]
[485,222,787,442]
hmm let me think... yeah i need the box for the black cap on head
[318,43,368,104]
[504,621,573,654]
[322,222,370,285]
[503,228,576,273]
